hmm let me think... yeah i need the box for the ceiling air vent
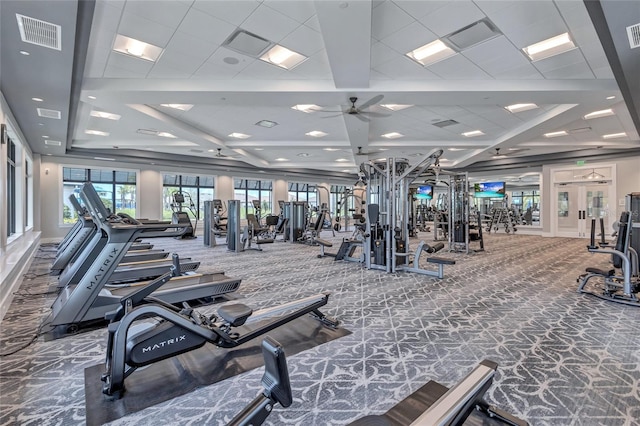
[190,149,204,153]
[445,19,501,50]
[44,140,61,146]
[37,108,61,119]
[432,119,459,128]
[16,14,62,50]
[627,23,640,49]
[222,29,272,57]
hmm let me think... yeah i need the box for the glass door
[554,182,610,238]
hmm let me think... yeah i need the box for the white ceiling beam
[314,0,372,88]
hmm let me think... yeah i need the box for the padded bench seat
[315,238,332,247]
[427,257,456,265]
[218,303,253,326]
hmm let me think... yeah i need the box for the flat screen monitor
[474,181,505,198]
[416,185,433,200]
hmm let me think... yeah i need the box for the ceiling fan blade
[322,113,344,119]
[353,113,370,123]
[357,94,384,111]
[360,111,391,118]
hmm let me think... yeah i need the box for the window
[511,190,540,211]
[25,158,32,228]
[162,174,215,220]
[288,182,317,206]
[234,178,272,219]
[62,167,137,224]
[7,138,16,237]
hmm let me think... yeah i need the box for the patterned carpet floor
[1,230,640,425]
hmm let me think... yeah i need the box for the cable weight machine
[357,150,455,277]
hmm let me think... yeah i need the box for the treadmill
[48,183,241,334]
[51,195,156,276]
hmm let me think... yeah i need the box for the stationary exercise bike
[101,257,338,397]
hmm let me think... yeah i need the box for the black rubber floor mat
[84,315,350,426]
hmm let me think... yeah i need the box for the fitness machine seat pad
[315,238,333,247]
[427,257,456,265]
[218,303,253,326]
[585,267,615,277]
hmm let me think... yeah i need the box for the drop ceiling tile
[177,8,237,46]
[204,47,253,73]
[263,0,316,24]
[147,63,193,79]
[123,1,191,29]
[304,14,321,32]
[371,41,400,67]
[191,0,261,26]
[428,54,492,80]
[92,1,123,34]
[372,1,415,41]
[370,69,393,80]
[540,61,596,79]
[242,3,300,42]
[499,16,568,49]
[279,24,324,57]
[492,63,543,79]
[107,51,155,74]
[234,58,286,79]
[164,31,218,62]
[117,10,176,47]
[380,21,438,54]
[531,48,587,73]
[418,1,485,37]
[103,62,150,78]
[192,59,243,79]
[374,56,441,80]
[287,50,332,79]
[153,49,207,75]
[462,35,530,76]
[591,65,615,79]
[392,0,448,20]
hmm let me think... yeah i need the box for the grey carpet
[1,232,640,425]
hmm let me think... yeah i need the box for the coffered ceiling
[1,0,639,179]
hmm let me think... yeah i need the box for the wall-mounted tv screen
[474,181,505,198]
[416,185,433,200]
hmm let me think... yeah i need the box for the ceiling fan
[213,148,238,159]
[489,147,530,158]
[323,95,390,122]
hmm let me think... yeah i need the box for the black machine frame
[101,268,338,397]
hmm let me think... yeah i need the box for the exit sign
[576,160,586,166]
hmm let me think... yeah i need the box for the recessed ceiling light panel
[160,104,193,111]
[292,104,322,113]
[523,33,576,61]
[583,109,615,120]
[462,130,484,137]
[380,104,413,111]
[157,132,176,138]
[307,131,328,137]
[275,157,288,161]
[260,44,307,69]
[113,34,163,62]
[505,103,538,113]
[44,140,61,146]
[406,39,456,66]
[323,147,340,151]
[544,130,568,138]
[602,132,627,139]
[229,132,251,139]
[381,132,404,139]
[85,130,110,136]
[335,158,349,162]
[90,110,121,120]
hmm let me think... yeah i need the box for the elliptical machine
[171,191,197,239]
